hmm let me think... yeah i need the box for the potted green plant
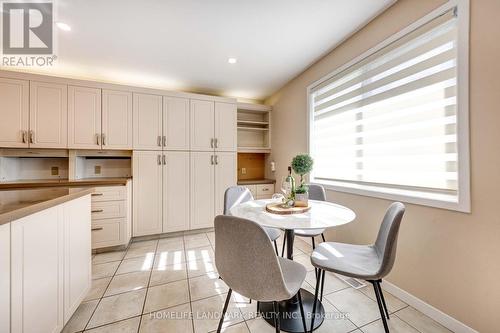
[291,154,314,207]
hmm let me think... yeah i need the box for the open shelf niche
[70,150,132,180]
[237,102,271,153]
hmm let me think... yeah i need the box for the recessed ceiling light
[228,58,237,64]
[56,22,71,31]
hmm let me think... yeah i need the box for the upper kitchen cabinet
[68,86,102,149]
[133,93,163,150]
[163,97,189,150]
[190,99,215,151]
[0,77,29,148]
[102,89,133,149]
[215,102,237,152]
[29,81,68,149]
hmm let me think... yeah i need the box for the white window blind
[309,8,466,204]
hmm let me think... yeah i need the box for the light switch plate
[94,165,101,174]
[241,167,247,175]
[51,166,59,175]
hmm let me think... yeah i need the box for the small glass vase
[295,192,309,207]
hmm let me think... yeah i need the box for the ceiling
[4,0,395,100]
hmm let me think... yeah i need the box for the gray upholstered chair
[309,202,405,333]
[281,184,327,257]
[214,215,308,333]
[224,186,281,255]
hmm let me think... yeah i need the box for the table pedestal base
[259,288,325,332]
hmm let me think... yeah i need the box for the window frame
[307,0,470,213]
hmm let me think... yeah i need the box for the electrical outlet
[94,165,101,174]
[241,167,247,175]
[51,166,59,175]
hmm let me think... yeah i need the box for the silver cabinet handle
[21,130,27,143]
[162,154,166,165]
[211,155,214,165]
[162,135,166,147]
[215,155,218,165]
[96,133,100,145]
[102,133,106,146]
[214,138,218,148]
[91,227,103,231]
[91,193,103,196]
[157,135,161,146]
[210,138,214,148]
[29,130,34,144]
[91,209,104,213]
[157,154,161,165]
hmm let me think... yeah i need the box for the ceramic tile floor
[63,232,454,333]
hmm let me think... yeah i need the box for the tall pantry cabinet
[133,96,237,236]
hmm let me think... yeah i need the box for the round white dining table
[230,199,356,332]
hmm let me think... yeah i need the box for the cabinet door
[0,77,29,147]
[63,196,91,322]
[133,93,163,150]
[163,152,190,232]
[68,86,102,149]
[190,99,214,151]
[190,152,215,229]
[215,152,237,215]
[133,151,163,236]
[102,90,133,149]
[11,206,64,333]
[164,97,189,150]
[0,224,9,333]
[215,102,237,152]
[29,81,68,149]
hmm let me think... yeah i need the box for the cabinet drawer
[91,186,127,202]
[91,201,126,220]
[245,185,257,198]
[91,219,123,248]
[256,183,274,196]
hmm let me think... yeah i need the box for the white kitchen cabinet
[0,77,29,148]
[102,89,133,149]
[11,206,64,333]
[163,151,190,232]
[190,99,215,151]
[68,86,102,149]
[164,97,190,150]
[0,223,10,333]
[133,151,163,236]
[215,152,237,215]
[215,102,237,152]
[133,93,163,150]
[190,151,215,229]
[63,196,91,322]
[29,81,68,149]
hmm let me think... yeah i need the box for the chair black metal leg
[321,233,326,242]
[376,280,390,319]
[273,301,280,333]
[372,281,390,333]
[281,233,287,257]
[297,290,307,333]
[310,268,322,333]
[217,289,232,333]
[320,270,326,302]
[273,240,279,256]
[311,237,316,249]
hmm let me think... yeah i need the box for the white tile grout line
[183,235,197,333]
[136,239,159,333]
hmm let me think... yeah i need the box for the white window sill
[311,179,470,213]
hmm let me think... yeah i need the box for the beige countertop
[0,177,131,190]
[237,178,276,185]
[0,187,94,225]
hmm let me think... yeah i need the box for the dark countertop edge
[0,188,94,226]
[237,179,276,185]
[0,178,131,190]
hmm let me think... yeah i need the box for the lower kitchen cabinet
[10,195,91,333]
[133,151,190,236]
[0,223,10,333]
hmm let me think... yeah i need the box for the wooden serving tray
[265,203,311,215]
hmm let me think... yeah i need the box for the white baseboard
[381,281,478,333]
